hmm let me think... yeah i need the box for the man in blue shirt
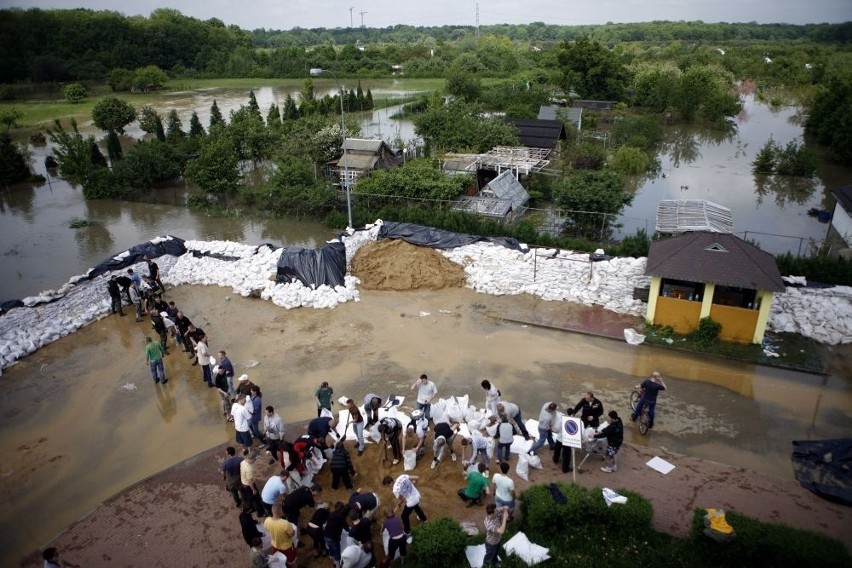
[631,372,668,429]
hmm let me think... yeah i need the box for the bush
[82,168,124,199]
[408,517,468,567]
[613,228,651,257]
[63,82,88,103]
[775,253,852,286]
[688,509,851,567]
[691,316,722,348]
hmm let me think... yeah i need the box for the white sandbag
[503,532,551,565]
[527,454,543,470]
[447,401,464,423]
[403,449,417,471]
[485,437,495,461]
[465,544,486,568]
[369,424,382,443]
[208,355,217,366]
[602,487,628,507]
[515,452,530,481]
[623,328,645,345]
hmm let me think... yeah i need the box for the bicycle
[629,388,651,435]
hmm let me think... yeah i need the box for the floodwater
[0,284,850,565]
[616,94,847,255]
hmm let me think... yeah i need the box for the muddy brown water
[1,284,850,565]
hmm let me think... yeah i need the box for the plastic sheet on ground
[377,221,525,251]
[792,438,852,506]
[503,532,550,565]
[88,236,186,279]
[276,241,346,288]
[646,456,676,474]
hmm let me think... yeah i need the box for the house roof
[655,200,734,234]
[645,232,786,292]
[482,170,529,211]
[537,105,583,129]
[507,119,567,149]
[343,138,389,153]
[833,186,852,215]
[339,153,378,170]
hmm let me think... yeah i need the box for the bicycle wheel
[629,390,641,411]
[638,410,649,436]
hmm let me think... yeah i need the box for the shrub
[82,168,124,199]
[775,253,852,286]
[63,82,88,103]
[691,316,722,348]
[613,228,650,257]
[408,517,467,567]
[688,509,851,567]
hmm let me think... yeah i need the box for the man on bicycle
[631,372,667,429]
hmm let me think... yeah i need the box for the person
[261,470,291,517]
[264,503,296,565]
[551,411,573,474]
[214,365,233,421]
[495,401,530,440]
[431,419,460,469]
[383,507,407,564]
[237,373,256,397]
[240,503,263,545]
[483,504,510,566]
[330,441,357,490]
[144,336,167,385]
[128,281,144,322]
[240,452,265,517]
[347,508,372,544]
[308,415,340,449]
[458,462,490,507]
[221,446,244,507]
[127,267,142,288]
[363,393,382,427]
[249,385,264,442]
[174,311,193,354]
[407,409,429,457]
[491,462,516,520]
[149,309,170,354]
[595,410,624,473]
[461,429,490,465]
[218,350,236,395]
[315,381,334,417]
[631,372,667,429]
[481,379,501,417]
[289,434,314,475]
[282,483,322,526]
[144,255,164,292]
[263,406,285,465]
[186,324,207,361]
[231,393,254,451]
[383,474,427,535]
[340,541,375,568]
[495,413,516,464]
[528,402,559,454]
[306,502,330,558]
[348,488,381,520]
[249,536,269,568]
[115,273,132,304]
[196,336,213,386]
[107,275,125,316]
[346,398,366,456]
[378,416,403,465]
[569,391,604,429]
[323,501,348,567]
[42,546,80,568]
[410,373,437,421]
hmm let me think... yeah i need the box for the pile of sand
[351,239,467,291]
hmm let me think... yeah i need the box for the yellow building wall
[645,277,661,322]
[654,297,703,334]
[710,305,759,344]
[752,291,774,343]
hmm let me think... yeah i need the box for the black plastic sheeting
[88,236,187,280]
[791,438,852,506]
[189,243,276,262]
[376,221,525,252]
[276,241,347,288]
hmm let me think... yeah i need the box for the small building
[450,170,529,223]
[537,105,583,140]
[644,232,786,344]
[829,186,852,258]
[332,138,400,188]
[572,100,617,111]
[507,119,567,150]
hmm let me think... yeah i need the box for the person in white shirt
[491,461,516,519]
[407,409,429,456]
[410,374,438,421]
[496,401,531,440]
[263,406,285,464]
[231,393,254,450]
[529,402,559,455]
[383,474,427,534]
[481,379,501,417]
[462,429,490,465]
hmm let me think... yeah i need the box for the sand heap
[351,239,466,290]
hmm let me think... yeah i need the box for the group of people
[106,257,165,322]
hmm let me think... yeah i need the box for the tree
[63,83,88,103]
[266,103,281,127]
[247,90,261,119]
[209,100,225,130]
[413,97,518,153]
[138,106,161,135]
[552,170,631,239]
[107,68,135,92]
[0,132,32,185]
[806,68,852,163]
[355,158,472,201]
[557,36,626,100]
[47,119,106,184]
[445,69,482,102]
[189,112,206,138]
[283,94,299,120]
[0,108,23,131]
[165,109,185,142]
[132,65,168,92]
[611,145,652,176]
[227,106,271,164]
[91,96,136,134]
[259,155,336,216]
[114,139,181,189]
[184,132,241,194]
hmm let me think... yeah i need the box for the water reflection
[754,174,818,207]
[72,221,114,256]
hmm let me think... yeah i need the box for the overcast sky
[4,0,850,30]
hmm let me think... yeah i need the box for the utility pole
[476,2,480,40]
[359,10,367,28]
[349,6,354,28]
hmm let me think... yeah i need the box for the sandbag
[528,454,543,470]
[403,449,417,471]
[516,452,530,481]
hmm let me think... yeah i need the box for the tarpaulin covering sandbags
[88,236,187,279]
[792,438,852,506]
[276,241,347,288]
[377,221,525,251]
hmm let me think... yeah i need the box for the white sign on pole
[561,417,583,449]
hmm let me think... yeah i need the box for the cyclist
[631,372,667,429]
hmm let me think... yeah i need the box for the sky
[2,0,850,30]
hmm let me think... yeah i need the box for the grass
[643,325,826,374]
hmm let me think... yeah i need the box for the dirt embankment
[351,240,467,291]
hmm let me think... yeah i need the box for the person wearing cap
[240,451,265,517]
[362,393,382,427]
[410,374,438,421]
[315,381,334,418]
[231,393,254,450]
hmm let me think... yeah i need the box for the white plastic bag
[602,487,628,507]
[624,328,646,345]
[369,424,382,443]
[527,454,543,470]
[515,452,530,481]
[403,449,417,471]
